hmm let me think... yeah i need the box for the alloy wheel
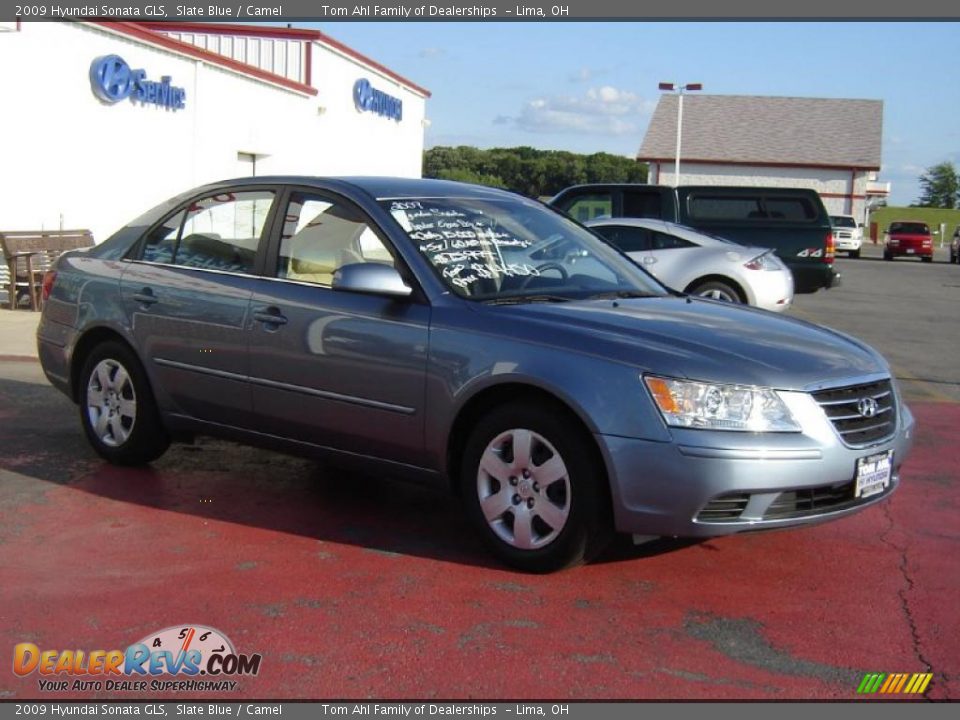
[86,359,137,448]
[476,428,571,550]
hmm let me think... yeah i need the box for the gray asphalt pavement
[789,243,960,402]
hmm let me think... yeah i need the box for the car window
[278,193,395,287]
[687,194,816,222]
[830,216,857,228]
[591,225,652,253]
[889,222,930,235]
[623,191,664,219]
[651,232,694,250]
[384,196,665,301]
[560,193,613,223]
[138,191,274,273]
[141,211,185,264]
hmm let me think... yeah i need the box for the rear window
[687,194,818,222]
[560,193,612,223]
[889,222,930,235]
[830,215,857,228]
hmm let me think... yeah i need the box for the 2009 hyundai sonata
[38,177,915,572]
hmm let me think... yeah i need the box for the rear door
[120,188,278,427]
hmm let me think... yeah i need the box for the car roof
[201,176,522,202]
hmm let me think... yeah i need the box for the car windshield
[889,222,930,234]
[830,216,857,228]
[382,196,667,301]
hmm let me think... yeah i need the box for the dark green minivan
[550,184,839,294]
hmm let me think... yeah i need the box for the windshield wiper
[584,290,660,300]
[484,294,573,305]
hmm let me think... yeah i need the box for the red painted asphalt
[1,401,957,700]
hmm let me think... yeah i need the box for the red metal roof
[135,21,431,98]
[89,21,318,96]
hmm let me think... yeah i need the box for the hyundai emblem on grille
[858,397,880,418]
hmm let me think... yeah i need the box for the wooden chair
[0,230,94,311]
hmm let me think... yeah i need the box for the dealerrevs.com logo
[13,625,261,693]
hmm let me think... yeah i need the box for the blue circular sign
[90,55,134,104]
[353,78,372,112]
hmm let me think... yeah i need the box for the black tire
[883,251,893,261]
[460,402,612,573]
[78,341,170,465]
[921,256,933,263]
[688,279,744,304]
[849,249,861,259]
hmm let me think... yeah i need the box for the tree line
[423,146,647,199]
[917,161,959,209]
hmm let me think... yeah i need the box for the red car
[884,221,933,262]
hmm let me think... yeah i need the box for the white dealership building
[0,20,430,242]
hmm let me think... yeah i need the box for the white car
[586,218,794,312]
[829,214,863,258]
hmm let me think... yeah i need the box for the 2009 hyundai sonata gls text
[38,178,915,572]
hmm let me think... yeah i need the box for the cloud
[496,86,655,136]
[418,47,446,59]
[566,67,598,84]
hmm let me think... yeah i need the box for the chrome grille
[812,380,897,446]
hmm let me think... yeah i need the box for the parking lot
[1,247,957,700]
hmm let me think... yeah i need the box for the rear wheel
[79,341,170,465]
[688,279,743,304]
[883,251,893,261]
[921,256,933,263]
[849,249,861,259]
[460,403,611,572]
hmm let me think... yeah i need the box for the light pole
[658,82,702,187]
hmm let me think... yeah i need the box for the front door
[246,189,430,466]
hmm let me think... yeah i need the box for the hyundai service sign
[90,55,187,111]
[353,78,402,121]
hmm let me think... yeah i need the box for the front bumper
[597,391,915,538]
[835,237,862,251]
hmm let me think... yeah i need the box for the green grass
[867,206,960,242]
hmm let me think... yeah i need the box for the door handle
[642,256,657,265]
[253,307,288,327]
[132,288,159,305]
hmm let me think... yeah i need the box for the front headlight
[644,376,800,432]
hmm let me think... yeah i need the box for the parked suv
[829,214,863,258]
[950,226,960,264]
[550,184,839,294]
[884,221,933,262]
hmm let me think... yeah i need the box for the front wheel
[460,403,611,572]
[849,249,861,259]
[79,341,170,465]
[921,256,933,263]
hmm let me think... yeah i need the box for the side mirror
[332,263,412,298]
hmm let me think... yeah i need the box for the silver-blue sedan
[37,177,915,572]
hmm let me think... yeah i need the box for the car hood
[494,296,886,390]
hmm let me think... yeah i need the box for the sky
[308,21,959,206]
